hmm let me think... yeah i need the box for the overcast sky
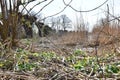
[25,0,120,31]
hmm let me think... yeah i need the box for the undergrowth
[0,44,120,79]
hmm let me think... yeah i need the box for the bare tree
[60,14,72,31]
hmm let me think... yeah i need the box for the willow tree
[0,0,48,48]
[0,0,21,47]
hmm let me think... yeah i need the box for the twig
[63,0,109,12]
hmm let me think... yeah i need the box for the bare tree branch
[33,0,54,16]
[20,0,46,13]
[100,8,120,22]
[21,4,31,15]
[27,0,47,14]
[38,0,73,21]
[63,0,109,12]
[21,0,36,5]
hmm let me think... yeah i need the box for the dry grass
[0,71,37,80]
[57,31,88,46]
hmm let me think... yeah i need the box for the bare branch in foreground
[63,0,109,12]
